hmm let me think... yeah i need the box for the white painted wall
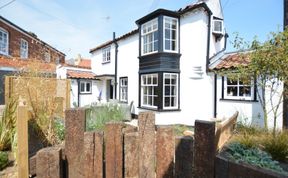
[116,34,139,112]
[91,44,116,76]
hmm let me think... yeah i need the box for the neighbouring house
[0,16,66,104]
[57,57,100,107]
[90,0,227,125]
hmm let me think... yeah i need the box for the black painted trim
[113,32,118,99]
[119,77,128,103]
[136,9,179,25]
[206,10,212,73]
[221,76,224,99]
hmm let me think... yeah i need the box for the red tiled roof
[61,63,91,69]
[214,53,250,70]
[67,70,96,79]
[78,59,91,69]
[0,56,56,73]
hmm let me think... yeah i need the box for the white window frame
[102,46,111,63]
[119,77,128,102]
[0,28,8,55]
[213,19,223,34]
[163,16,178,53]
[163,73,178,109]
[141,18,158,55]
[80,80,92,94]
[141,73,158,109]
[20,39,28,59]
[224,76,254,100]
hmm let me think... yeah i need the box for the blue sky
[0,0,283,59]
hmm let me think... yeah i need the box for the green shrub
[0,98,17,151]
[227,142,287,175]
[53,118,65,142]
[0,151,9,170]
[86,103,126,131]
[262,131,288,161]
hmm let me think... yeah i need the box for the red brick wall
[0,20,65,63]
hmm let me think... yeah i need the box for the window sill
[102,61,111,64]
[138,106,181,112]
[79,92,92,95]
[220,98,258,103]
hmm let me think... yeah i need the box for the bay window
[163,73,178,109]
[141,18,158,55]
[141,74,158,108]
[164,17,178,52]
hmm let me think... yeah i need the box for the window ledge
[220,98,258,103]
[102,61,111,64]
[79,92,92,95]
[138,106,181,112]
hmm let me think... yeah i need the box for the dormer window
[164,17,178,52]
[141,18,158,55]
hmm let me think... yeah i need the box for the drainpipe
[213,74,217,118]
[205,11,212,73]
[113,32,118,99]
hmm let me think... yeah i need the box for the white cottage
[89,0,226,125]
[89,0,283,128]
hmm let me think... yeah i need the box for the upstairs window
[80,80,92,94]
[120,77,128,102]
[164,17,178,52]
[0,28,8,55]
[224,76,253,100]
[102,46,111,63]
[20,39,28,59]
[141,18,158,55]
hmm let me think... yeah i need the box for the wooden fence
[5,76,70,117]
[25,109,238,178]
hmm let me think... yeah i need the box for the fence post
[194,120,216,178]
[138,112,156,178]
[124,132,139,178]
[175,136,194,177]
[17,106,29,178]
[156,126,174,178]
[83,131,104,178]
[65,108,85,178]
[105,122,125,178]
[36,147,62,178]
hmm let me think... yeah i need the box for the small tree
[222,30,288,133]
